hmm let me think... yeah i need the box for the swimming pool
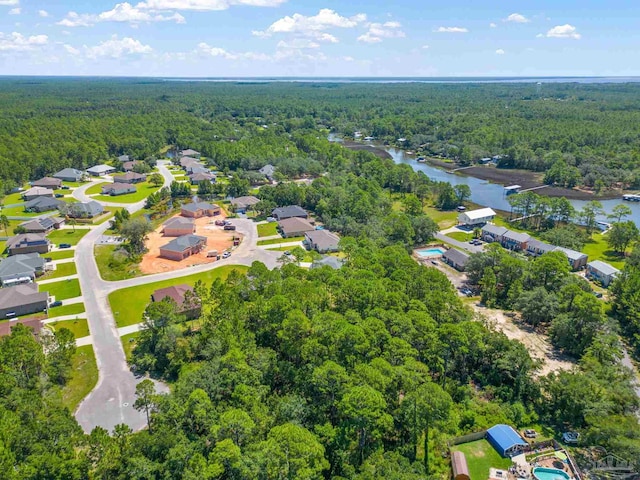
[416,247,446,257]
[532,467,571,480]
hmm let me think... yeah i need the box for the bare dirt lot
[140,214,241,274]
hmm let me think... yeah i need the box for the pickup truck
[223,225,236,231]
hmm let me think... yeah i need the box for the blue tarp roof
[487,424,527,457]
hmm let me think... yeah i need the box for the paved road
[74,162,174,433]
[435,231,485,254]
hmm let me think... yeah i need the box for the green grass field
[48,318,89,338]
[424,206,459,229]
[45,250,75,260]
[0,205,39,217]
[2,190,28,205]
[109,264,248,328]
[61,345,98,412]
[90,181,161,204]
[48,302,85,318]
[62,181,88,188]
[582,233,626,269]
[42,278,81,301]
[47,228,90,246]
[257,222,278,237]
[42,262,77,280]
[267,246,315,262]
[257,236,304,246]
[450,439,512,480]
[95,245,140,281]
[447,231,473,242]
[121,331,141,361]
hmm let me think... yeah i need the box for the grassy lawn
[109,264,248,328]
[95,245,141,281]
[91,181,161,204]
[48,318,89,338]
[447,231,473,242]
[47,228,90,246]
[42,262,77,280]
[121,331,141,362]
[62,181,87,188]
[2,190,28,205]
[48,302,86,318]
[59,197,78,204]
[583,233,626,269]
[424,206,459,229]
[41,278,81,301]
[45,249,75,260]
[451,439,512,480]
[267,246,315,262]
[85,182,109,195]
[257,236,304,246]
[61,345,98,412]
[257,222,278,237]
[0,205,39,217]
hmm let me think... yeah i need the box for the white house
[458,208,496,226]
[586,260,620,287]
[87,164,116,176]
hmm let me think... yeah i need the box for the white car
[222,252,231,259]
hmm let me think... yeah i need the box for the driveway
[435,231,484,254]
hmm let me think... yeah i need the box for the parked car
[523,429,537,438]
[223,225,236,231]
[44,257,52,262]
[284,251,291,256]
[5,312,16,318]
[222,251,231,259]
[266,217,276,222]
[55,193,64,198]
[61,185,70,190]
[430,260,438,265]
[562,432,580,444]
[214,220,225,226]
[49,300,63,308]
[58,243,72,248]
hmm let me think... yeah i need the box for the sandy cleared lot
[140,214,241,274]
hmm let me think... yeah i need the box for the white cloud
[434,26,468,33]
[38,10,49,17]
[0,0,19,5]
[58,2,186,27]
[422,44,429,49]
[64,44,80,55]
[358,20,405,43]
[84,35,152,58]
[57,12,94,27]
[8,7,20,14]
[0,32,48,51]
[489,22,497,28]
[546,24,581,39]
[495,48,505,55]
[136,0,287,10]
[276,38,320,49]
[505,13,529,23]
[197,42,237,59]
[253,8,365,38]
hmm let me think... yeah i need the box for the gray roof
[102,183,136,194]
[553,246,588,262]
[587,260,620,277]
[6,233,49,250]
[502,230,531,243]
[87,164,115,174]
[180,157,200,167]
[311,256,343,269]
[161,234,207,253]
[187,165,209,174]
[273,205,307,219]
[163,217,195,229]
[62,201,104,217]
[181,202,219,212]
[181,149,200,156]
[32,177,62,187]
[278,217,315,235]
[24,196,63,210]
[305,229,340,250]
[0,253,45,280]
[482,224,508,237]
[527,238,555,253]
[442,248,470,266]
[230,195,260,208]
[53,168,84,179]
[22,187,52,198]
[188,172,215,182]
[259,164,276,177]
[0,283,48,310]
[19,217,62,232]
[114,171,146,182]
[118,154,130,162]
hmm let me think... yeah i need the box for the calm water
[328,134,640,226]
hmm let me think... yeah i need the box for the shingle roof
[588,260,620,277]
[181,202,219,213]
[305,229,340,250]
[114,171,146,182]
[259,164,276,176]
[24,197,63,210]
[161,235,207,253]
[0,253,45,280]
[181,149,200,157]
[553,246,588,262]
[163,217,195,229]
[527,238,555,252]
[442,248,470,266]
[32,177,61,187]
[230,196,260,208]
[180,157,200,167]
[0,283,48,310]
[53,168,84,179]
[311,256,343,269]
[187,165,209,174]
[451,451,470,480]
[278,217,315,236]
[188,172,215,182]
[22,187,52,198]
[502,230,531,243]
[152,284,195,307]
[272,205,307,219]
[118,155,130,162]
[102,183,136,194]
[87,164,115,174]
[6,234,49,250]
[64,201,103,217]
[19,217,62,232]
[482,224,508,237]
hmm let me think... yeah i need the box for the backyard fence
[448,430,487,446]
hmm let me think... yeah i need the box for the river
[328,134,640,226]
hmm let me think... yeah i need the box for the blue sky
[1,0,639,77]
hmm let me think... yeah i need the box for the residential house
[305,230,340,253]
[24,197,63,213]
[6,234,50,256]
[162,217,196,237]
[481,224,508,243]
[186,164,208,175]
[60,201,104,219]
[259,164,276,180]
[230,195,260,214]
[179,157,200,168]
[180,149,201,158]
[501,230,530,251]
[32,177,62,190]
[87,164,116,176]
[151,284,201,319]
[114,172,147,184]
[188,172,216,185]
[442,248,470,271]
[180,202,221,218]
[272,205,308,221]
[122,160,142,172]
[553,246,588,270]
[101,183,137,196]
[586,260,620,287]
[22,187,53,201]
[159,235,207,261]
[458,208,497,226]
[53,168,85,182]
[19,217,65,234]
[526,239,556,257]
[278,217,315,238]
[0,317,44,338]
[311,256,343,269]
[0,253,46,287]
[118,154,130,163]
[0,283,49,319]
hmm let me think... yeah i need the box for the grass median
[109,264,248,328]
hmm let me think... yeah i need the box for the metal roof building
[486,424,528,457]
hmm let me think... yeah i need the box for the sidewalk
[39,274,79,285]
[43,313,87,324]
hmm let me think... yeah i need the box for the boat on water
[623,193,640,202]
[416,157,426,163]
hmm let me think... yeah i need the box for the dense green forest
[3,79,640,190]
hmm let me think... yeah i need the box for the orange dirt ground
[139,214,241,274]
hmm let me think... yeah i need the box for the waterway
[328,134,640,226]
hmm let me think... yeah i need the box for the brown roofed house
[159,234,207,261]
[32,177,62,190]
[151,284,201,319]
[305,229,340,253]
[101,183,137,196]
[6,233,50,256]
[162,217,196,237]
[22,187,53,201]
[180,202,221,218]
[278,217,315,238]
[114,171,147,184]
[0,283,49,320]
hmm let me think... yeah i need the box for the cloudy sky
[1,0,639,77]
